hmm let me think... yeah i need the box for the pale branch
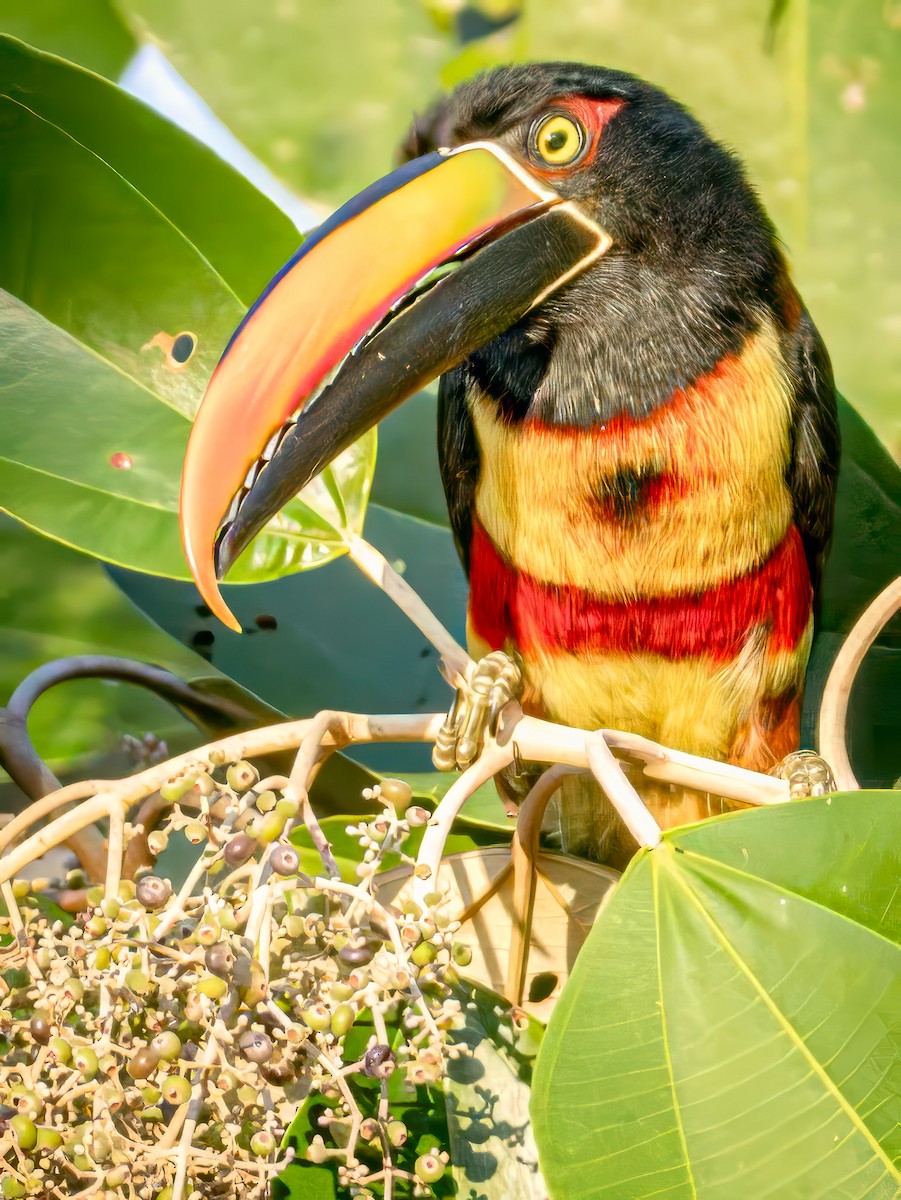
[818,576,901,791]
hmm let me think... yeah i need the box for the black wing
[437,365,480,576]
[784,308,841,597]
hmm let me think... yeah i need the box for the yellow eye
[531,114,585,166]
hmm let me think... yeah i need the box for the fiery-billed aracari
[180,63,839,865]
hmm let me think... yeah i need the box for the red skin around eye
[529,95,626,177]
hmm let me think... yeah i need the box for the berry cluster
[0,764,471,1198]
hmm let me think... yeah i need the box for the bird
[179,62,840,867]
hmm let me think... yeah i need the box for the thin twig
[818,576,901,791]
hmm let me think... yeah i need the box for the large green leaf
[532,793,901,1200]
[0,0,136,79]
[115,0,449,208]
[0,37,375,581]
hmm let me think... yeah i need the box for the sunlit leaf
[532,793,901,1200]
[0,37,375,582]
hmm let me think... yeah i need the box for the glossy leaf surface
[0,38,375,581]
[532,793,901,1200]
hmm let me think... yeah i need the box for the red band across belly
[468,522,811,661]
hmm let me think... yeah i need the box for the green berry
[183,821,207,845]
[386,1120,407,1147]
[195,975,228,1000]
[226,761,259,792]
[452,942,473,966]
[254,790,277,812]
[256,811,286,844]
[2,1180,27,1198]
[125,968,152,995]
[415,1152,446,1184]
[48,1036,72,1065]
[10,1114,37,1150]
[411,940,438,967]
[249,1130,276,1155]
[160,775,196,803]
[73,1046,98,1079]
[161,1074,192,1106]
[35,1125,63,1150]
[330,1003,355,1037]
[378,778,413,812]
[301,1004,331,1032]
[275,797,299,819]
[150,1031,182,1061]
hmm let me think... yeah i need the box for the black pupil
[171,333,196,363]
[546,129,569,152]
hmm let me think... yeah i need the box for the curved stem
[818,576,901,791]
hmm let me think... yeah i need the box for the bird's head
[180,62,788,629]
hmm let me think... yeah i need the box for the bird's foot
[433,650,524,772]
[769,749,836,799]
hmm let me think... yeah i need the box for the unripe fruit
[101,897,120,920]
[275,797,299,819]
[238,1030,274,1063]
[249,1130,276,1155]
[411,940,438,967]
[205,943,235,979]
[269,842,299,876]
[406,805,430,826]
[48,1037,72,1065]
[136,875,171,909]
[386,1120,408,1147]
[62,977,84,1002]
[141,1085,162,1105]
[193,913,220,945]
[226,761,259,792]
[223,832,256,866]
[160,775,196,803]
[104,1166,130,1187]
[147,830,169,856]
[415,1152,446,1184]
[73,1046,98,1079]
[161,1074,192,1106]
[256,812,286,844]
[125,968,152,995]
[183,821,207,845]
[35,1125,63,1151]
[84,915,108,938]
[154,1189,174,1200]
[301,1003,331,1032]
[150,1031,182,1061]
[330,982,355,1003]
[452,942,473,966]
[9,1085,43,1119]
[29,1012,52,1045]
[139,1105,163,1122]
[362,1044,396,1079]
[195,976,228,1001]
[377,778,413,811]
[330,1004,355,1037]
[10,1114,37,1150]
[127,1047,160,1079]
[2,1180,27,1198]
[254,790,277,812]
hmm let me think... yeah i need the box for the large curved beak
[180,142,611,630]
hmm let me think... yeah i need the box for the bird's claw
[769,749,836,799]
[433,651,524,771]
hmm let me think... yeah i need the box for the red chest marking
[468,521,812,662]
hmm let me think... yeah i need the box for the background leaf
[0,37,374,582]
[0,0,136,78]
[532,793,901,1200]
[115,0,449,209]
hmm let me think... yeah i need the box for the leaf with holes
[532,792,901,1200]
[0,37,374,582]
